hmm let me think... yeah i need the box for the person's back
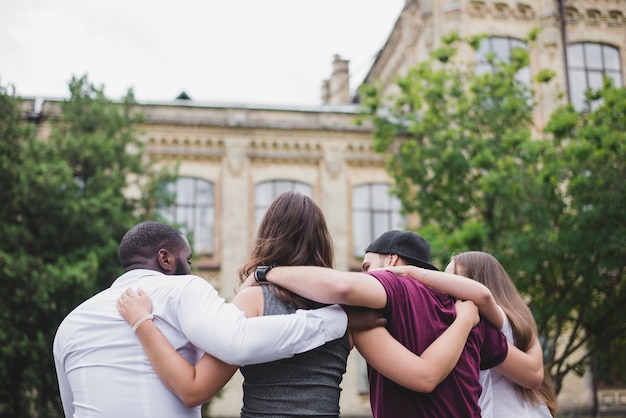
[53,270,202,418]
[240,285,350,417]
[55,220,351,417]
[366,270,508,418]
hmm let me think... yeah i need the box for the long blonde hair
[452,251,557,417]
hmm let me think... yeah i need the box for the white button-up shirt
[53,269,347,418]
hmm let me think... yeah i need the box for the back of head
[366,230,438,271]
[451,252,513,298]
[451,251,536,345]
[241,191,334,279]
[119,221,185,271]
[240,191,334,309]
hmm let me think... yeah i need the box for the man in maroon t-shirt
[361,230,507,417]
[251,230,511,417]
[365,269,506,417]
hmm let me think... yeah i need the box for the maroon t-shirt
[366,270,508,418]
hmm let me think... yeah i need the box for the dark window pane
[254,180,313,229]
[569,69,587,111]
[476,39,491,63]
[584,43,603,70]
[567,43,622,111]
[352,183,405,257]
[604,46,621,70]
[588,71,604,91]
[609,71,623,88]
[492,37,509,62]
[568,44,584,67]
[475,36,530,85]
[159,177,215,254]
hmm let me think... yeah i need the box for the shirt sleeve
[53,337,75,417]
[479,321,509,370]
[177,278,348,366]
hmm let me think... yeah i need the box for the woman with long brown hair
[233,190,349,417]
[449,251,557,417]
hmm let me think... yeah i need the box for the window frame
[254,180,313,230]
[567,42,623,111]
[160,176,215,255]
[352,183,404,258]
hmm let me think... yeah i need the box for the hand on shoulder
[117,287,152,326]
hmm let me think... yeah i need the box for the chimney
[321,54,350,104]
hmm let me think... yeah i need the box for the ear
[157,249,174,272]
[388,254,400,266]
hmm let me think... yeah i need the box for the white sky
[0,0,403,106]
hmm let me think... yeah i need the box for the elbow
[408,378,438,393]
[181,397,202,408]
[179,392,210,408]
[527,367,544,390]
[333,281,358,305]
[476,288,494,307]
[516,367,544,390]
[418,381,437,393]
[405,372,443,393]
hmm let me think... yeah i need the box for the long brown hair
[239,191,334,309]
[452,251,558,417]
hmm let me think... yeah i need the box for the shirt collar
[110,269,166,289]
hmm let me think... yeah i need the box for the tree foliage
[0,76,176,417]
[359,34,626,393]
[540,80,626,390]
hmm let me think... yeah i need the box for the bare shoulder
[232,285,265,317]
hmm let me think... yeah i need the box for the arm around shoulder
[178,278,348,365]
[265,266,387,309]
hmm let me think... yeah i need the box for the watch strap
[255,263,278,283]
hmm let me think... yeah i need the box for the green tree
[0,76,176,417]
[359,32,541,251]
[358,33,626,393]
[540,80,626,394]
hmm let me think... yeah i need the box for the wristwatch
[255,263,278,283]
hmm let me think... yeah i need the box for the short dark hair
[118,221,186,269]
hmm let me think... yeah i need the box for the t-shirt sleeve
[364,269,397,310]
[177,277,347,366]
[479,321,509,370]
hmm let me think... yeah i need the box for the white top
[53,269,347,418]
[479,307,552,418]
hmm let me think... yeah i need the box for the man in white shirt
[53,221,354,418]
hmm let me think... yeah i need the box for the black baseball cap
[365,230,439,271]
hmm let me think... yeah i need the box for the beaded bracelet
[131,314,154,333]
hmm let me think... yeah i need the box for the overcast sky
[0,0,404,106]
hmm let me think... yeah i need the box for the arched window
[567,43,622,111]
[160,177,215,254]
[352,183,404,257]
[475,36,531,86]
[254,180,313,230]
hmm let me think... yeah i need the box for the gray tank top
[239,285,350,418]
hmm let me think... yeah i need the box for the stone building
[25,0,624,416]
